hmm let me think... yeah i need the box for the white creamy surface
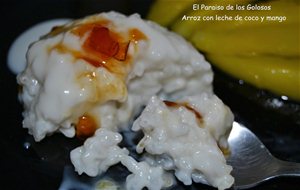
[17,12,234,190]
[8,19,71,74]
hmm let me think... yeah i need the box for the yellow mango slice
[207,54,300,100]
[191,24,300,57]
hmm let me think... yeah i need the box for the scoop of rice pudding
[18,12,233,190]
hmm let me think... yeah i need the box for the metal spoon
[227,122,300,189]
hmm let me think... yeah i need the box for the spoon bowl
[227,122,300,189]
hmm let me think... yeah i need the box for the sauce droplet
[130,28,147,42]
[76,114,98,139]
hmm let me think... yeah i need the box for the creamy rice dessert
[17,12,234,190]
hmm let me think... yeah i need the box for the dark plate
[0,0,299,189]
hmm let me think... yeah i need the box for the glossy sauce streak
[71,20,109,37]
[163,100,204,126]
[130,28,147,43]
[83,26,129,61]
[76,114,98,140]
[51,43,107,68]
[51,20,147,77]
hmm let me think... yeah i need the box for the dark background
[0,0,299,189]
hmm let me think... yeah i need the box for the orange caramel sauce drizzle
[51,20,147,77]
[83,26,128,61]
[129,28,147,43]
[76,114,98,140]
[163,101,204,126]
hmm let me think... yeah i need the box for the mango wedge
[207,55,300,100]
[191,24,300,57]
